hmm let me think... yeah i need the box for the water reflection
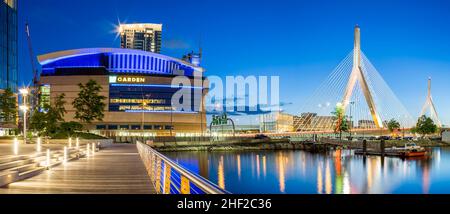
[256,155,260,179]
[278,153,286,193]
[262,156,267,178]
[166,147,449,194]
[317,162,323,194]
[237,155,241,180]
[218,156,225,189]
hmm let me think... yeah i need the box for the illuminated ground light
[36,137,41,152]
[13,138,19,155]
[46,149,51,167]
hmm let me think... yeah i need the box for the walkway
[0,144,156,194]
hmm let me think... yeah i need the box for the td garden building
[38,48,207,137]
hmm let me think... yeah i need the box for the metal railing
[136,141,229,194]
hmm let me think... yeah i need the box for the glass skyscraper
[0,0,18,92]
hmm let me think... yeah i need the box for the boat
[402,150,427,157]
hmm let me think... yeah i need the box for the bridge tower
[420,78,442,127]
[342,25,383,128]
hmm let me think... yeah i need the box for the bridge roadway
[0,144,156,194]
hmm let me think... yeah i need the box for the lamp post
[19,88,29,144]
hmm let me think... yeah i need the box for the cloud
[163,39,190,50]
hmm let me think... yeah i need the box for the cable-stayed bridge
[292,25,416,135]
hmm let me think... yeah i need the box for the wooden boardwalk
[0,144,156,194]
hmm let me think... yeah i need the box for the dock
[0,144,156,194]
[355,149,402,157]
[354,149,429,158]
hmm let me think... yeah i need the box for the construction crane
[25,22,40,110]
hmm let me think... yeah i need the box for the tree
[29,93,67,137]
[30,109,47,136]
[49,93,67,123]
[415,115,437,137]
[72,80,106,125]
[387,119,401,134]
[0,88,17,124]
[332,103,349,140]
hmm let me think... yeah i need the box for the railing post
[155,158,162,194]
[150,153,155,180]
[180,176,191,194]
[163,164,172,194]
[136,141,228,194]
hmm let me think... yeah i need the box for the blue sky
[18,0,450,125]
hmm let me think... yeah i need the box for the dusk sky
[18,0,450,125]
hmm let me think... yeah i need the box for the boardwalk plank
[0,144,156,194]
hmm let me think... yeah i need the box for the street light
[19,88,30,144]
[19,105,29,144]
[19,88,29,97]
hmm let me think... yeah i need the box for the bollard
[76,138,80,150]
[64,146,68,164]
[68,137,72,148]
[92,143,96,155]
[13,137,19,155]
[37,137,41,152]
[86,143,90,157]
[380,139,385,157]
[362,140,367,155]
[46,149,51,167]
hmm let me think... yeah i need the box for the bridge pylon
[342,25,383,128]
[420,77,442,127]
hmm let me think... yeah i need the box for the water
[164,148,450,194]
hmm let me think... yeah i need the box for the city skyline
[4,0,450,202]
[17,0,450,125]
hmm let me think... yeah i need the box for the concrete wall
[443,131,450,143]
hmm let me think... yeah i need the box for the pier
[0,144,155,194]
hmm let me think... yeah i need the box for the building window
[119,125,129,130]
[108,125,118,130]
[154,125,162,130]
[165,125,173,130]
[96,125,107,130]
[131,125,141,130]
[143,125,153,130]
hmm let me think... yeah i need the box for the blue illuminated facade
[37,48,207,135]
[39,48,203,77]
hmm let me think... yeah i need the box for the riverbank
[152,139,303,152]
[153,138,449,152]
